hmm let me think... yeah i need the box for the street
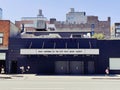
[0,75,120,90]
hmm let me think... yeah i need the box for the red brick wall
[55,16,110,37]
[0,20,10,47]
[15,20,34,29]
[15,16,111,37]
[15,20,35,32]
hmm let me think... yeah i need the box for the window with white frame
[0,53,6,60]
[0,33,3,44]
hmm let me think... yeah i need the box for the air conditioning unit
[35,20,46,29]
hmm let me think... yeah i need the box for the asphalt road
[0,75,120,90]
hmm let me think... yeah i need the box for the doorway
[0,60,5,73]
[11,61,17,74]
[70,61,84,75]
[55,61,69,74]
[87,61,95,74]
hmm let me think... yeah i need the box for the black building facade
[6,38,120,75]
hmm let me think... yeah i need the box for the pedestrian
[1,65,5,74]
[105,67,109,75]
[26,66,30,72]
[20,66,25,74]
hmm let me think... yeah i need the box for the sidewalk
[0,74,120,80]
[91,74,120,80]
[0,74,12,79]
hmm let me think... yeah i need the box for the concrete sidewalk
[0,74,12,79]
[0,74,120,80]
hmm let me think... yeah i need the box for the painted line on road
[13,88,65,90]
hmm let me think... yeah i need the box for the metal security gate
[55,61,69,74]
[70,61,84,75]
[55,61,95,75]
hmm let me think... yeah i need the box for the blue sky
[0,0,120,24]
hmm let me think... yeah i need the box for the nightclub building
[4,8,119,75]
[6,36,120,75]
[6,9,120,75]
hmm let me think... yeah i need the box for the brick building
[0,20,19,47]
[112,23,120,37]
[53,8,111,38]
[15,8,111,38]
[0,20,19,73]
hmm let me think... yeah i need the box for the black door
[87,61,95,74]
[11,61,17,74]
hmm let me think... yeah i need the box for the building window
[0,53,6,60]
[0,33,3,44]
[91,24,95,29]
[70,34,82,38]
[116,29,120,33]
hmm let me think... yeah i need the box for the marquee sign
[20,49,99,55]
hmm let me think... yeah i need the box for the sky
[0,0,120,24]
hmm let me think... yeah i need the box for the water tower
[37,9,43,17]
